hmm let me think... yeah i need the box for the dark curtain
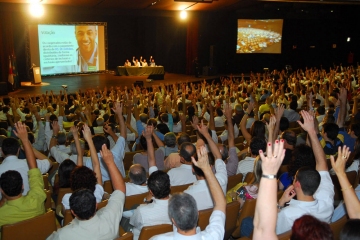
[0,13,14,83]
[186,17,199,75]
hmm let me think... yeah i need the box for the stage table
[117,66,165,76]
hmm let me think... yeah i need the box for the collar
[289,199,317,207]
[179,164,193,169]
[3,155,20,162]
[72,214,99,227]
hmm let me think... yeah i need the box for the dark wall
[2,4,187,80]
[196,4,360,74]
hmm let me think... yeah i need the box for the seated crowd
[0,65,360,239]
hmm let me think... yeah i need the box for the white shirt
[236,156,256,181]
[172,122,182,133]
[62,184,104,210]
[50,145,72,164]
[47,190,125,240]
[85,136,126,181]
[167,164,197,186]
[150,210,225,240]
[125,182,148,196]
[130,198,172,240]
[0,155,51,197]
[184,159,228,210]
[203,112,225,127]
[276,171,334,234]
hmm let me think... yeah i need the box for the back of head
[168,193,198,232]
[69,189,96,220]
[249,137,267,156]
[164,132,176,148]
[323,123,339,141]
[216,108,223,117]
[70,139,85,155]
[157,123,170,135]
[291,215,333,240]
[2,137,20,156]
[317,106,326,115]
[218,144,229,161]
[177,133,191,146]
[350,123,360,138]
[235,104,242,112]
[139,113,148,124]
[250,121,266,139]
[289,144,316,177]
[147,170,170,199]
[92,135,110,152]
[147,118,158,128]
[129,164,147,185]
[179,142,196,163]
[70,166,97,192]
[160,113,169,123]
[139,135,148,151]
[282,130,297,146]
[0,170,23,197]
[340,219,360,240]
[296,167,321,196]
[59,159,77,188]
[290,101,298,111]
[280,117,290,132]
[57,131,67,145]
[96,117,104,126]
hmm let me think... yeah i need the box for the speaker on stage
[147,74,164,80]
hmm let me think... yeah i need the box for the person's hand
[196,120,210,138]
[70,126,79,139]
[192,145,210,171]
[259,140,285,175]
[112,101,123,116]
[52,121,60,135]
[100,144,114,164]
[223,103,232,119]
[191,115,199,129]
[279,185,296,206]
[330,145,351,177]
[142,125,153,140]
[266,115,276,133]
[82,124,92,142]
[103,124,114,135]
[247,102,255,114]
[297,110,315,133]
[13,121,28,141]
[275,104,285,120]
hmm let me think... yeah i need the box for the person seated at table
[140,56,148,67]
[133,57,140,67]
[124,59,131,67]
[150,58,156,67]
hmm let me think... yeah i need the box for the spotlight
[29,2,44,17]
[180,10,187,19]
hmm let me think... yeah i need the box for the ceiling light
[29,2,44,17]
[180,10,187,19]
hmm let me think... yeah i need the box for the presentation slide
[29,23,106,76]
[236,19,283,54]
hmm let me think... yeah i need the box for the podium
[32,67,42,84]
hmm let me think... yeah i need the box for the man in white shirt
[133,57,141,67]
[151,145,226,240]
[236,137,266,181]
[126,164,148,196]
[47,144,126,240]
[167,142,197,186]
[276,111,334,234]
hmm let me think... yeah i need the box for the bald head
[129,164,147,185]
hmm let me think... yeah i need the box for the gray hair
[129,164,147,185]
[234,104,242,112]
[96,117,104,126]
[164,132,176,148]
[70,139,85,155]
[57,131,67,145]
[168,193,198,231]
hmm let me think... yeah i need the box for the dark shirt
[282,148,293,166]
[232,111,244,126]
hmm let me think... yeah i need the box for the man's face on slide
[75,26,97,54]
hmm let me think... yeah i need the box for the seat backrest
[123,151,140,171]
[224,201,241,240]
[115,232,134,240]
[44,189,52,210]
[277,230,292,240]
[243,172,254,183]
[227,173,243,190]
[124,192,149,210]
[330,215,348,240]
[2,210,57,240]
[43,173,49,190]
[237,198,257,229]
[56,187,73,207]
[103,180,114,194]
[197,207,213,230]
[138,224,173,240]
[170,183,192,195]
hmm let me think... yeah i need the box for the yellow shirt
[0,168,46,228]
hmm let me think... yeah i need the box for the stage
[8,73,222,97]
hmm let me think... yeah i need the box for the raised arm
[224,103,235,148]
[297,110,328,171]
[144,125,156,169]
[330,146,358,218]
[100,144,125,194]
[253,140,285,240]
[14,122,36,169]
[83,124,102,185]
[337,87,347,128]
[266,115,276,144]
[70,125,83,166]
[197,120,222,160]
[240,102,254,143]
[112,102,126,139]
[192,146,226,213]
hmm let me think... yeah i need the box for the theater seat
[170,183,192,195]
[277,230,292,240]
[197,207,213,230]
[231,198,257,239]
[1,210,57,240]
[138,224,173,240]
[115,232,133,240]
[224,201,241,240]
[227,173,243,190]
[330,215,348,240]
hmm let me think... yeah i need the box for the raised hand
[51,121,60,135]
[70,125,79,139]
[103,124,114,135]
[192,145,210,170]
[197,120,210,137]
[13,121,28,141]
[223,103,232,119]
[100,144,114,163]
[330,145,351,176]
[279,185,297,206]
[259,140,285,175]
[142,125,154,140]
[112,101,123,116]
[191,115,199,129]
[82,124,92,142]
[266,115,276,132]
[297,110,315,133]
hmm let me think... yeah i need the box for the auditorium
[0,0,359,240]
